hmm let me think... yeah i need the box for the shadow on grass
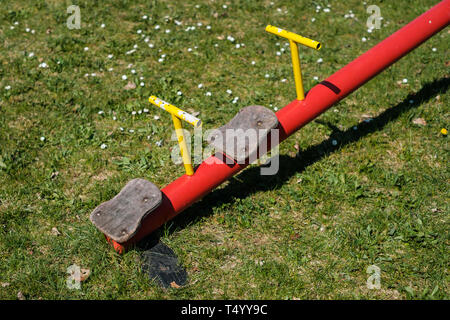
[145,76,449,240]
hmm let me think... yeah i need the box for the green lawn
[0,0,448,299]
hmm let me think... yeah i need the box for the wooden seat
[90,178,162,243]
[207,105,278,163]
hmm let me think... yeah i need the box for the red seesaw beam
[108,0,450,253]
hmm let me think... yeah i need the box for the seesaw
[90,0,450,253]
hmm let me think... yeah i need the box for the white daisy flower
[122,75,127,80]
[227,35,235,42]
[40,136,46,141]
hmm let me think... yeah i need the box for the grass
[0,0,448,300]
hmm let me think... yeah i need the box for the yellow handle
[265,25,322,101]
[265,25,321,50]
[149,96,202,128]
[171,114,194,176]
[149,95,200,176]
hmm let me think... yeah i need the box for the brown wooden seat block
[206,105,278,163]
[90,178,162,243]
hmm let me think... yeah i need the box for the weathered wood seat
[206,105,278,163]
[90,178,162,243]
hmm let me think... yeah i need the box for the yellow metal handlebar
[149,95,201,176]
[265,25,322,101]
[149,96,202,128]
[265,25,321,50]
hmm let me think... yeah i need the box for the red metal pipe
[109,0,450,253]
